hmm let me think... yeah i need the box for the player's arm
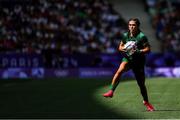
[138,42,151,54]
[137,35,151,54]
[140,44,150,54]
[118,41,126,52]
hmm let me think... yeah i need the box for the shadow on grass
[0,78,138,119]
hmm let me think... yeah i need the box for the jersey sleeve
[121,32,128,44]
[136,32,151,49]
[141,36,150,47]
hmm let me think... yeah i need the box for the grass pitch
[0,77,180,119]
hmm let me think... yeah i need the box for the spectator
[0,0,127,54]
[145,0,180,53]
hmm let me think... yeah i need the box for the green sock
[110,81,120,91]
[110,85,114,90]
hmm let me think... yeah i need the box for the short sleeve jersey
[122,31,149,50]
[121,31,150,65]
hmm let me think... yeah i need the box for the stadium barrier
[0,52,180,79]
[0,67,180,79]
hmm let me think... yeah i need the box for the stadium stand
[0,0,180,81]
[0,0,179,70]
[0,0,127,54]
[144,0,180,53]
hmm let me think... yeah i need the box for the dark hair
[128,18,140,27]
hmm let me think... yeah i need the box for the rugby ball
[123,41,137,51]
[123,41,137,56]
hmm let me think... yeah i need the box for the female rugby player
[103,18,155,111]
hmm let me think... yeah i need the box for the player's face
[128,20,138,34]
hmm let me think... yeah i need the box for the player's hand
[128,48,136,55]
[119,45,127,53]
[120,48,127,53]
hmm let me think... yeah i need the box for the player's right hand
[120,48,127,52]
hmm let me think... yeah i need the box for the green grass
[95,77,180,119]
[0,77,180,119]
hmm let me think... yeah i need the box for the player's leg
[111,61,130,91]
[133,68,155,111]
[133,68,148,101]
[103,61,130,97]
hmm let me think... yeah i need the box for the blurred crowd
[1,0,180,68]
[0,0,127,54]
[145,0,180,53]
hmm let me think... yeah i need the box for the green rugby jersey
[121,31,150,66]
